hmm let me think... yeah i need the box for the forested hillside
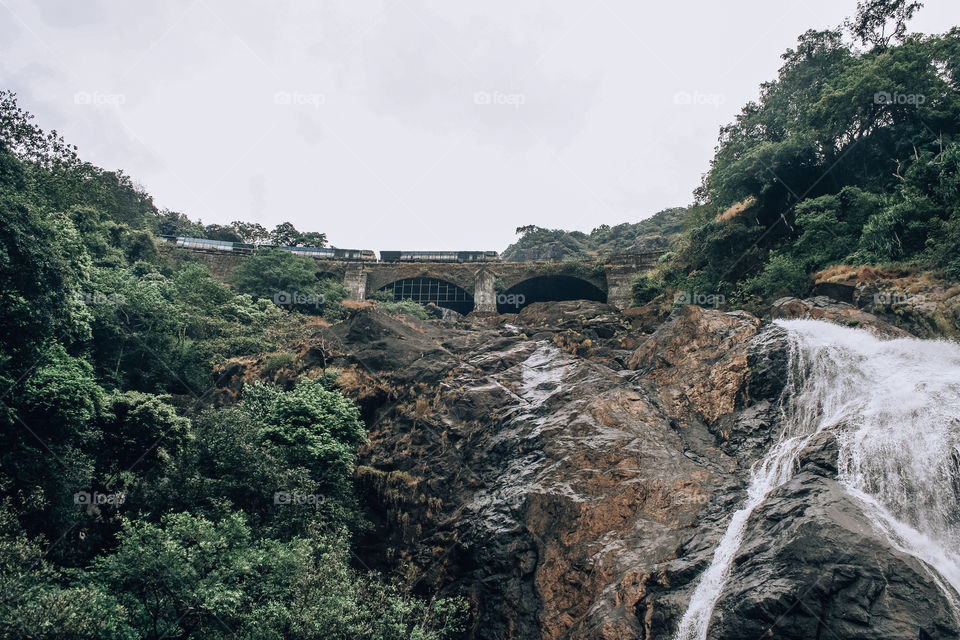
[0,92,464,640]
[501,206,685,261]
[504,4,959,311]
[644,6,960,307]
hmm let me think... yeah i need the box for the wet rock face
[627,305,761,424]
[303,303,955,639]
[711,432,960,640]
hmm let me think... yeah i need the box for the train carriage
[163,236,374,260]
[334,248,376,261]
[380,250,500,263]
[277,245,337,259]
[175,237,236,251]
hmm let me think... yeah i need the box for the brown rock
[313,304,752,639]
[628,305,761,424]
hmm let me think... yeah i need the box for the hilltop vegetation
[650,2,960,308]
[501,206,685,261]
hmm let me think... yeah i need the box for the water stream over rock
[676,319,960,639]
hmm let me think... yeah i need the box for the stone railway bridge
[159,245,663,313]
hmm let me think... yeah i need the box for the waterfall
[674,319,960,639]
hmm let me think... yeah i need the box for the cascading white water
[675,319,960,640]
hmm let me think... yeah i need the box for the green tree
[154,406,317,537]
[228,248,318,301]
[792,186,881,269]
[227,249,345,318]
[230,220,270,244]
[846,0,924,49]
[0,499,132,640]
[269,221,326,247]
[514,225,544,236]
[93,512,465,640]
[0,90,78,167]
[243,378,365,499]
[203,223,242,242]
[742,252,812,300]
[84,265,185,392]
[0,345,104,561]
[95,391,190,480]
[156,209,205,238]
[153,376,365,540]
[0,150,91,366]
[664,8,960,300]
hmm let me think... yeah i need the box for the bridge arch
[497,275,606,313]
[376,277,474,315]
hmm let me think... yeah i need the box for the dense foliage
[0,92,464,639]
[657,2,960,306]
[228,249,347,319]
[502,207,685,261]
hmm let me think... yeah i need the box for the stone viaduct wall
[157,244,662,311]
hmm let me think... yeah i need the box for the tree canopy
[0,91,464,639]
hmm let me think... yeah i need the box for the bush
[374,298,431,319]
[262,351,296,378]
[630,274,664,306]
[242,378,366,508]
[743,252,811,301]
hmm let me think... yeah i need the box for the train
[379,250,500,263]
[160,236,376,260]
[159,236,500,263]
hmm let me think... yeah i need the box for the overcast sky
[1,1,957,251]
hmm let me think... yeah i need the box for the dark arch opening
[377,277,474,315]
[316,271,338,281]
[498,275,606,313]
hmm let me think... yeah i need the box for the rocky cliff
[280,300,958,639]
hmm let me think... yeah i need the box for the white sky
[1,0,957,251]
